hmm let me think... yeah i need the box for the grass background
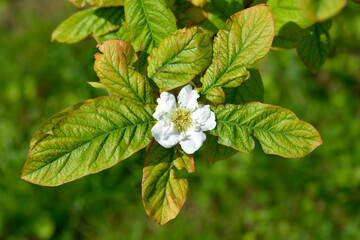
[0,0,359,239]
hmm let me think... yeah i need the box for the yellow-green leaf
[52,7,124,44]
[142,143,194,225]
[299,0,347,22]
[21,96,156,186]
[124,0,177,53]
[148,27,212,91]
[268,0,313,49]
[200,5,274,104]
[297,21,331,73]
[211,103,323,158]
[94,40,153,103]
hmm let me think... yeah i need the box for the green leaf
[52,7,124,44]
[94,40,153,103]
[68,0,124,7]
[29,102,85,149]
[299,0,347,22]
[268,0,313,49]
[21,96,156,186]
[199,0,244,36]
[224,65,264,104]
[200,5,274,104]
[297,21,331,73]
[148,27,212,91]
[94,23,129,44]
[142,143,194,225]
[211,103,323,158]
[205,135,238,164]
[124,0,177,53]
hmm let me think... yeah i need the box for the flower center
[170,107,193,132]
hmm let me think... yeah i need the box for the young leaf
[21,96,156,186]
[124,0,177,53]
[224,65,264,104]
[200,5,274,105]
[142,143,194,225]
[68,0,124,7]
[211,103,323,158]
[297,21,331,73]
[299,0,347,22]
[94,40,153,103]
[205,135,238,164]
[52,7,124,44]
[147,27,212,91]
[267,0,313,49]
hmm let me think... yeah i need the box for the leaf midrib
[201,13,270,96]
[101,52,147,103]
[217,119,316,140]
[149,31,197,85]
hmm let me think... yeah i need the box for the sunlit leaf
[124,0,177,53]
[268,0,313,49]
[200,5,274,104]
[297,21,331,73]
[142,143,194,225]
[211,103,323,158]
[94,40,153,103]
[21,96,156,186]
[224,65,264,104]
[52,7,124,44]
[148,27,212,91]
[299,0,347,22]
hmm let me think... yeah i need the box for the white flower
[151,85,216,154]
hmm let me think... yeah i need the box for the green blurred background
[0,0,359,239]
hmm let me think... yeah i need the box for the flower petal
[200,111,216,131]
[192,104,211,123]
[151,121,180,148]
[179,131,206,154]
[191,105,216,131]
[178,85,199,110]
[153,92,176,121]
